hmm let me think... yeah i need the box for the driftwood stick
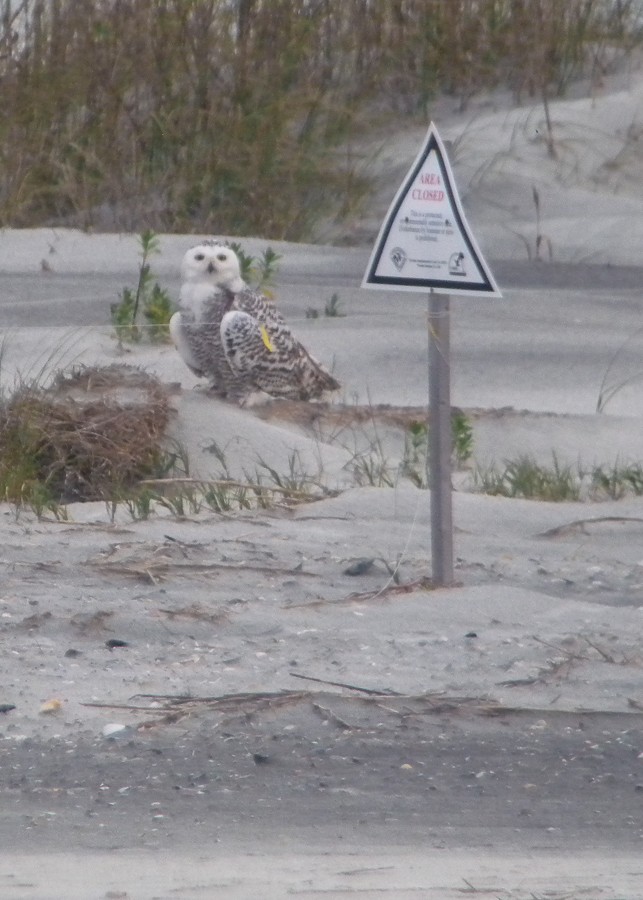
[532,635,589,661]
[537,515,643,538]
[81,702,167,711]
[96,560,318,578]
[289,671,399,696]
[285,576,434,609]
[130,689,308,706]
[311,702,355,730]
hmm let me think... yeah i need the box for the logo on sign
[448,252,466,276]
[390,247,407,271]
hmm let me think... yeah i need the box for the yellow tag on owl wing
[259,324,275,352]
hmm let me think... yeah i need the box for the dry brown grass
[1,1,639,237]
[0,364,174,504]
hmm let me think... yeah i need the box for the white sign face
[362,122,501,297]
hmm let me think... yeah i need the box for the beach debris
[343,558,376,576]
[106,639,129,650]
[252,752,272,765]
[102,723,129,739]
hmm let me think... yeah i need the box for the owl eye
[194,253,205,261]
[216,253,227,261]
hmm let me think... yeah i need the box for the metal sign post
[428,291,454,585]
[361,122,501,587]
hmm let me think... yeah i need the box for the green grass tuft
[111,230,175,344]
[474,453,582,502]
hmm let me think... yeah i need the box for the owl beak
[207,262,215,274]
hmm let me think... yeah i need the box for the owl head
[181,241,242,289]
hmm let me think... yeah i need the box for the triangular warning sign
[362,122,501,298]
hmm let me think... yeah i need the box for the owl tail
[221,310,340,401]
[298,352,341,399]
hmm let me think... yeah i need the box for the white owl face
[181,242,241,286]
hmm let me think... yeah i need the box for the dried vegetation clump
[1,1,640,237]
[0,365,174,504]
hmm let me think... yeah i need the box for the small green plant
[143,283,176,343]
[122,487,157,521]
[399,413,473,487]
[401,421,428,487]
[202,482,238,513]
[252,450,320,503]
[352,451,396,488]
[324,293,345,317]
[305,307,320,319]
[110,287,140,343]
[156,487,202,518]
[474,453,581,502]
[204,439,232,476]
[111,230,175,344]
[228,243,281,295]
[590,462,643,500]
[451,410,474,467]
[621,464,643,495]
[23,482,69,521]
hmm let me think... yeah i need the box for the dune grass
[474,454,643,501]
[1,358,642,520]
[1,1,640,238]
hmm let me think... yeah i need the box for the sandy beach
[1,61,643,899]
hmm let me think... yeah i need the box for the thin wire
[367,481,426,600]
[0,323,172,332]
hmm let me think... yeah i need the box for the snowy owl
[170,241,340,404]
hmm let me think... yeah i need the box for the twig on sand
[457,877,505,894]
[537,515,643,538]
[342,575,435,603]
[311,702,355,730]
[82,690,309,715]
[286,575,435,608]
[130,689,309,708]
[92,557,319,582]
[533,635,589,662]
[498,634,593,687]
[81,701,167,711]
[497,657,576,687]
[83,690,643,729]
[582,636,617,664]
[157,604,228,625]
[289,671,400,696]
